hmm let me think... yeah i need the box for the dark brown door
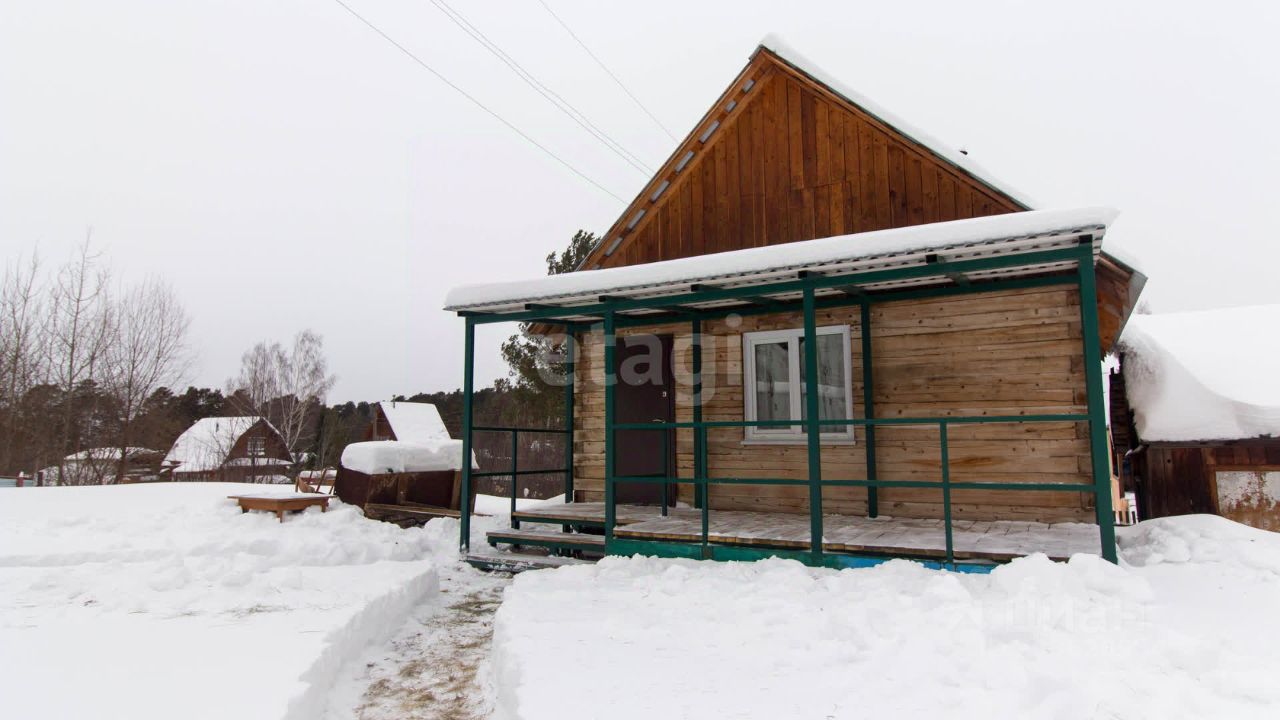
[613,333,676,505]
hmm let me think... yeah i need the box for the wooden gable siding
[585,51,1023,271]
[571,286,1094,524]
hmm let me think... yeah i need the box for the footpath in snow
[490,514,1280,720]
[0,483,440,720]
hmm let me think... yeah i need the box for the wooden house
[445,37,1145,569]
[336,401,476,525]
[1111,305,1280,531]
[162,416,293,482]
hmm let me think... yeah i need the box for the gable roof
[377,401,452,443]
[577,35,1031,272]
[758,35,1034,209]
[1119,305,1280,442]
[164,416,268,472]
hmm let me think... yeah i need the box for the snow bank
[1120,305,1280,442]
[341,438,476,474]
[0,483,440,720]
[491,515,1280,719]
[1118,513,1280,574]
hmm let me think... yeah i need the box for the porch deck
[498,502,1100,563]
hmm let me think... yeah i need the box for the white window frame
[742,324,855,444]
[246,436,266,457]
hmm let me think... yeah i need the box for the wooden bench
[229,494,331,522]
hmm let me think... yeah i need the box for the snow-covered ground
[0,483,441,720]
[491,514,1280,720]
[8,482,1280,720]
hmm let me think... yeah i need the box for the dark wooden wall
[586,52,1022,270]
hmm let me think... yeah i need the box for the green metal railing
[607,414,1095,566]
[469,426,572,527]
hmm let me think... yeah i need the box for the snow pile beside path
[0,483,439,720]
[493,518,1280,719]
[1120,305,1280,442]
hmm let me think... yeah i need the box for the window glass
[753,341,791,423]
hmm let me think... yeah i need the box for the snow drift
[491,515,1280,719]
[0,483,440,720]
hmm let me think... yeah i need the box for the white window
[246,437,266,457]
[742,325,854,443]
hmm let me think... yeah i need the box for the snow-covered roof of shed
[378,401,452,443]
[446,207,1130,315]
[164,416,261,472]
[341,439,477,474]
[758,34,1036,210]
[1119,305,1280,443]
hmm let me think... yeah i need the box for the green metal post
[1076,242,1119,562]
[509,430,519,528]
[459,318,475,553]
[603,313,617,546]
[860,301,879,518]
[802,288,824,562]
[564,332,574,504]
[693,318,709,557]
[940,421,954,566]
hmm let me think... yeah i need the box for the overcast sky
[3,1,1278,402]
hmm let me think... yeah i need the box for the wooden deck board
[513,502,699,526]
[513,502,1100,561]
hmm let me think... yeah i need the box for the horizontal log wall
[572,285,1095,523]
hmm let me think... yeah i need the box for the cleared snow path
[335,561,509,720]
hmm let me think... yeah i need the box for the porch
[445,209,1139,569]
[488,501,1101,563]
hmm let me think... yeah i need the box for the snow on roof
[446,206,1125,313]
[1119,305,1280,442]
[340,439,477,475]
[65,447,162,462]
[163,416,261,472]
[759,34,1036,210]
[378,401,451,443]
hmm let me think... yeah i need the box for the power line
[427,0,654,176]
[535,0,678,142]
[329,0,625,203]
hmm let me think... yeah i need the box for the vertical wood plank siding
[586,65,1020,271]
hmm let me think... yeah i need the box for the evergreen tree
[497,230,595,427]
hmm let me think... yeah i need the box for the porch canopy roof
[445,207,1135,324]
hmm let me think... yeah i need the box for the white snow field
[491,515,1280,720]
[0,483,441,720]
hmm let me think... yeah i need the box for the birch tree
[228,329,335,456]
[101,278,190,482]
[46,239,112,483]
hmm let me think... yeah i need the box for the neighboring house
[61,447,165,485]
[163,416,293,483]
[445,37,1145,569]
[1112,305,1280,531]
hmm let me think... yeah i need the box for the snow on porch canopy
[444,207,1135,321]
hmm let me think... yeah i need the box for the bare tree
[46,238,112,484]
[0,250,47,473]
[228,329,336,457]
[101,278,190,483]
